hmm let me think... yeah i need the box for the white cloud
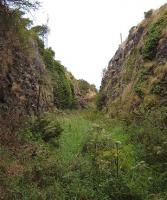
[34,0,167,88]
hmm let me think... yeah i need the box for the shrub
[78,79,90,95]
[143,12,167,60]
[134,68,152,97]
[151,76,167,97]
[32,118,63,142]
[21,116,63,143]
[96,92,107,110]
[134,84,144,97]
[38,45,76,109]
[53,69,75,109]
[123,48,139,83]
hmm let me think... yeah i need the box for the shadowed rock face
[0,7,52,123]
[101,25,145,102]
[0,5,97,125]
[156,37,167,63]
[100,4,167,116]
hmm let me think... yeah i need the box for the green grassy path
[53,110,142,199]
[57,111,92,164]
[56,110,136,169]
[1,110,154,199]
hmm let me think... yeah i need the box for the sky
[33,0,167,88]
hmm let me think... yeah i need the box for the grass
[54,110,138,183]
[143,11,167,60]
[56,111,92,164]
[1,109,165,199]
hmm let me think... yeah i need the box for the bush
[78,79,90,95]
[38,45,76,109]
[133,67,153,97]
[151,76,167,97]
[134,84,144,97]
[123,48,139,83]
[53,67,75,109]
[32,117,63,142]
[143,13,167,60]
[21,116,63,143]
[96,92,107,110]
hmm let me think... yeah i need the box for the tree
[0,0,40,11]
[78,79,90,95]
[32,25,49,37]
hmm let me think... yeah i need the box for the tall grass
[57,111,92,164]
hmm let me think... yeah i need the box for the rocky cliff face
[74,79,97,108]
[0,8,52,126]
[99,4,167,122]
[0,4,97,129]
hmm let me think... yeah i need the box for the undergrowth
[1,110,167,199]
[143,11,167,60]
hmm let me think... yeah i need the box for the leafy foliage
[31,25,49,39]
[143,12,167,60]
[53,67,75,109]
[20,116,63,143]
[78,79,91,95]
[151,76,167,97]
[1,110,167,199]
[96,92,107,110]
[41,47,75,108]
[1,0,40,11]
[35,37,76,109]
[122,48,139,83]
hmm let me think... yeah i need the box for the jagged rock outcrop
[99,4,167,121]
[1,39,42,114]
[67,74,97,108]
[0,9,53,126]
[0,4,97,129]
